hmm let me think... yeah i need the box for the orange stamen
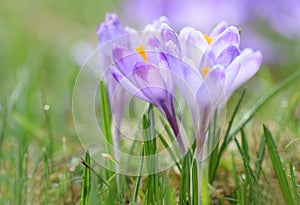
[203,33,213,45]
[134,45,148,63]
[202,66,210,77]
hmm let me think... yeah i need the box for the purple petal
[196,65,226,112]
[179,27,208,65]
[224,61,241,94]
[132,62,173,107]
[110,65,150,102]
[209,21,229,37]
[215,45,241,66]
[161,23,181,55]
[96,13,125,45]
[179,27,208,50]
[228,49,263,93]
[210,26,240,59]
[112,46,140,76]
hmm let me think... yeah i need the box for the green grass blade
[80,150,91,205]
[230,69,300,138]
[99,80,113,146]
[231,151,239,190]
[158,133,182,172]
[200,160,210,205]
[80,157,124,204]
[209,88,246,183]
[161,171,175,205]
[159,116,182,159]
[240,128,250,162]
[263,125,295,205]
[208,111,220,183]
[192,157,198,205]
[142,105,159,204]
[0,100,8,154]
[289,160,300,204]
[179,155,187,204]
[255,136,265,178]
[132,144,144,204]
[41,95,53,160]
[42,148,51,205]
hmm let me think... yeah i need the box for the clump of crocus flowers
[97,13,262,157]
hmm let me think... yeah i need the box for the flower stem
[196,110,210,205]
[162,104,186,154]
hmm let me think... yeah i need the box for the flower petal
[228,49,263,93]
[96,13,125,45]
[215,45,241,66]
[161,23,181,55]
[110,65,150,102]
[179,27,208,65]
[196,65,226,112]
[112,46,138,76]
[132,62,173,107]
[210,26,240,58]
[209,21,229,37]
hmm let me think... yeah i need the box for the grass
[1,0,300,204]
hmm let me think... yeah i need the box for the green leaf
[132,144,144,204]
[99,80,113,146]
[80,150,91,205]
[179,155,187,204]
[80,156,124,204]
[255,136,265,178]
[209,88,246,183]
[289,160,300,204]
[231,69,300,138]
[231,151,239,190]
[263,125,295,205]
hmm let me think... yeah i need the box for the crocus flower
[176,22,263,157]
[249,0,300,39]
[96,13,131,159]
[110,17,186,153]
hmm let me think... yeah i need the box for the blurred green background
[0,0,121,150]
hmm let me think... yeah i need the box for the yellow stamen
[202,66,210,77]
[134,45,148,63]
[203,33,213,45]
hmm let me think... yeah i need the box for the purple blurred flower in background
[121,0,299,65]
[122,0,249,31]
[97,14,127,126]
[96,13,131,158]
[250,0,300,39]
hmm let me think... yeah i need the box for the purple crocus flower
[110,18,186,153]
[176,22,263,156]
[250,0,300,39]
[96,13,131,158]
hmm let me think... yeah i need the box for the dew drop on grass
[43,104,50,111]
[281,100,288,108]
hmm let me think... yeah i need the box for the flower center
[203,34,213,45]
[135,45,148,63]
[202,66,210,77]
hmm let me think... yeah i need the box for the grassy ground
[1,1,300,204]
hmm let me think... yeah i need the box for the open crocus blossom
[177,22,263,157]
[110,17,186,153]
